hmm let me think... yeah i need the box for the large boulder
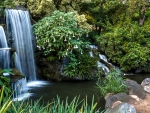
[105,92,136,108]
[37,58,62,81]
[125,79,146,99]
[105,103,136,113]
[141,78,150,93]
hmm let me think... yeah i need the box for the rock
[125,79,146,99]
[37,58,62,81]
[105,92,136,108]
[129,95,140,101]
[141,78,150,93]
[112,101,122,108]
[105,103,136,113]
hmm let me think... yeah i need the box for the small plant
[0,86,12,113]
[96,68,128,97]
[0,69,14,97]
[0,69,15,76]
[64,51,98,79]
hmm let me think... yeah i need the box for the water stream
[0,26,10,69]
[6,9,36,81]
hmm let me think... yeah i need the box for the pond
[23,74,150,111]
[28,80,105,110]
[125,74,150,84]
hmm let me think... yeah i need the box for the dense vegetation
[1,0,150,75]
[2,0,149,112]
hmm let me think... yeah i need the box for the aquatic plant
[96,69,128,97]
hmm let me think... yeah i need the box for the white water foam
[13,80,50,101]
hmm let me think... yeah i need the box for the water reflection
[28,80,105,110]
[126,74,150,84]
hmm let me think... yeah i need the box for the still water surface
[28,80,104,110]
[27,74,150,110]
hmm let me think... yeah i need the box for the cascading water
[89,45,115,75]
[99,54,114,68]
[6,9,36,81]
[0,26,10,69]
[14,52,22,74]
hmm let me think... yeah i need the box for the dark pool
[125,74,150,84]
[28,80,105,110]
[27,74,150,111]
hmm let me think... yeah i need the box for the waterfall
[6,9,36,81]
[0,26,10,69]
[11,77,28,100]
[14,52,22,74]
[97,61,110,75]
[99,54,114,68]
[89,45,116,75]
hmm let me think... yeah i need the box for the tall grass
[0,86,102,113]
[96,68,128,97]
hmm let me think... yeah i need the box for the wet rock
[105,103,136,113]
[125,79,146,99]
[111,101,122,108]
[129,95,140,101]
[37,58,62,81]
[141,78,150,93]
[105,92,136,108]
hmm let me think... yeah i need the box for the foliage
[92,0,150,72]
[0,69,15,76]
[97,21,150,71]
[27,0,56,19]
[0,86,12,113]
[0,76,11,97]
[34,10,90,59]
[28,0,91,19]
[64,50,98,79]
[0,69,15,98]
[0,0,14,8]
[96,69,128,97]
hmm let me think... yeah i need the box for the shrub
[33,10,90,58]
[64,51,98,79]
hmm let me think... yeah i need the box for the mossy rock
[12,68,23,76]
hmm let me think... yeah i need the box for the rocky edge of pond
[104,78,150,113]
